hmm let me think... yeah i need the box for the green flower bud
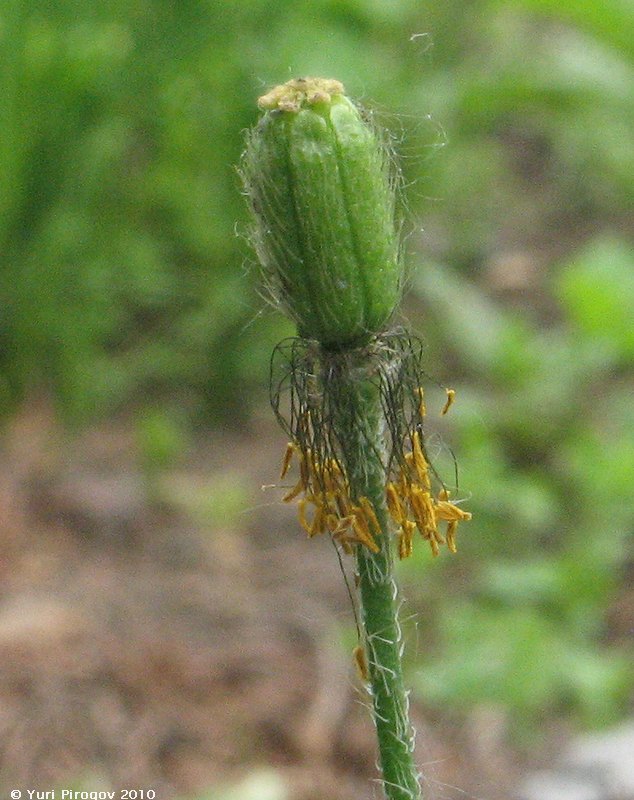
[242,78,402,350]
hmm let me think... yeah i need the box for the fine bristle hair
[269,329,452,499]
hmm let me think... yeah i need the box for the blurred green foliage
[1,0,632,738]
[406,250,633,734]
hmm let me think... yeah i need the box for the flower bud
[242,78,402,349]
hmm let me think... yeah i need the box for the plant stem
[336,365,421,800]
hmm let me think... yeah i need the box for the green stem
[336,367,421,800]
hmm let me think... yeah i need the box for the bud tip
[257,77,345,113]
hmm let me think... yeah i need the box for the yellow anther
[398,520,416,559]
[330,514,354,537]
[432,526,445,545]
[410,487,436,538]
[411,430,431,490]
[310,504,326,536]
[325,513,340,533]
[351,513,379,553]
[335,488,352,518]
[323,469,337,495]
[353,644,370,682]
[338,537,354,555]
[283,477,305,503]
[297,498,315,533]
[403,452,417,482]
[417,386,426,418]
[277,436,469,559]
[446,520,458,553]
[411,429,424,459]
[331,516,356,551]
[280,442,295,479]
[299,452,310,491]
[386,482,407,524]
[324,461,348,494]
[434,500,472,522]
[321,493,337,519]
[327,457,344,476]
[359,496,381,535]
[351,506,370,536]
[306,455,319,485]
[441,387,456,416]
[397,474,410,502]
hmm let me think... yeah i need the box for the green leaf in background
[501,0,634,59]
[555,237,634,364]
[414,603,631,731]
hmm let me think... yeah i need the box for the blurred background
[0,1,632,798]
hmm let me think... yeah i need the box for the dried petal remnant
[258,77,345,112]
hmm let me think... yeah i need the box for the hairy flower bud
[242,78,402,349]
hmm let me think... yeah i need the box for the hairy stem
[336,368,421,800]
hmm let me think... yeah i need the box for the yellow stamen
[299,452,310,491]
[432,526,446,545]
[297,498,312,533]
[297,497,323,536]
[279,431,470,559]
[280,442,295,479]
[386,482,407,524]
[441,388,456,416]
[446,520,458,553]
[310,504,326,536]
[306,455,319,485]
[333,529,354,555]
[329,514,357,552]
[410,487,436,539]
[335,487,352,518]
[323,468,338,495]
[398,520,416,559]
[417,386,426,419]
[359,496,381,535]
[351,512,379,552]
[283,477,305,503]
[411,430,431,489]
[327,457,344,476]
[327,510,343,531]
[353,644,370,681]
[434,500,472,522]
